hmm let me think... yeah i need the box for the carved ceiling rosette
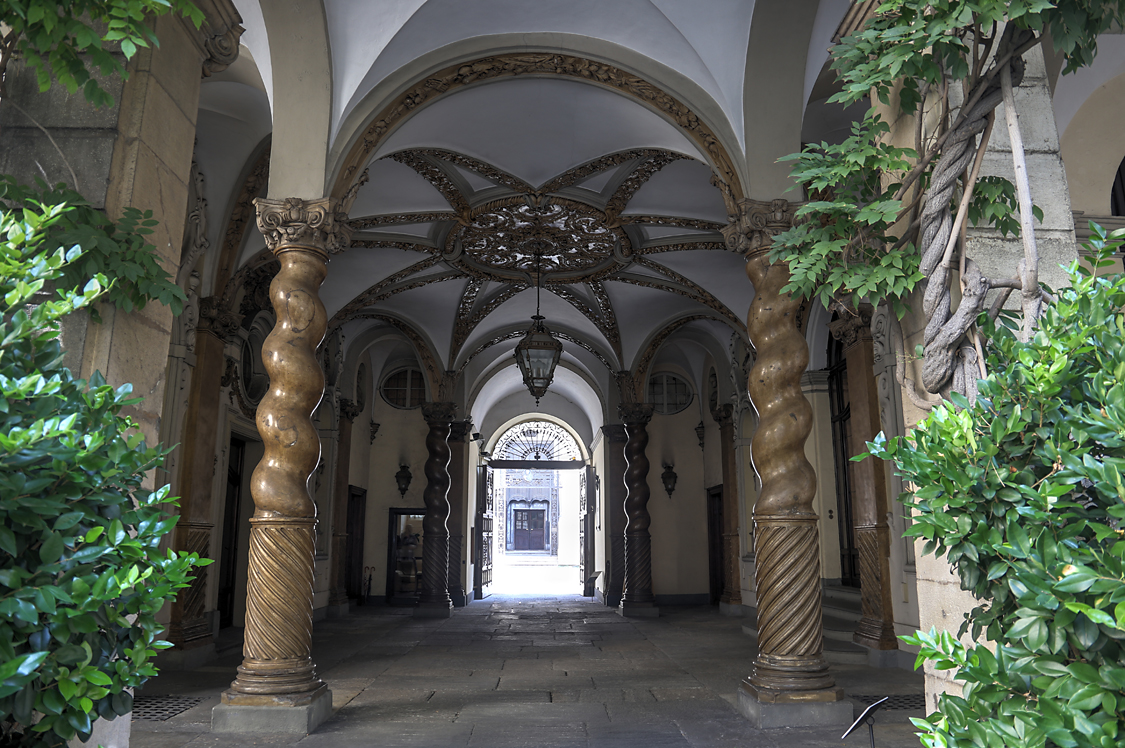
[447,198,631,283]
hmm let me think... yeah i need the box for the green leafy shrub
[867,224,1125,748]
[0,201,207,748]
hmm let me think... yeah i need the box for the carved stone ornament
[828,304,874,351]
[721,199,798,256]
[199,296,242,341]
[255,197,355,255]
[369,421,381,444]
[189,0,244,78]
[618,403,654,426]
[338,398,362,422]
[421,401,458,425]
[448,419,474,444]
[711,403,734,425]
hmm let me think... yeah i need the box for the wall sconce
[395,464,412,498]
[661,463,677,499]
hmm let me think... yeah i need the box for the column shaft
[713,404,743,609]
[327,401,359,609]
[418,402,456,616]
[619,404,657,616]
[447,420,472,607]
[830,310,898,651]
[219,196,350,721]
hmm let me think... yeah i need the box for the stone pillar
[417,402,456,618]
[327,399,360,613]
[618,404,658,618]
[600,424,628,607]
[447,419,473,607]
[165,304,239,661]
[830,307,899,659]
[212,197,349,735]
[712,404,743,615]
[724,199,850,728]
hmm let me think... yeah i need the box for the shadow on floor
[133,594,926,748]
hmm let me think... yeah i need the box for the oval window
[380,367,427,409]
[647,372,693,415]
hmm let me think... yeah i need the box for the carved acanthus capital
[448,419,474,443]
[829,304,874,351]
[711,403,734,425]
[615,370,639,404]
[254,197,354,256]
[421,401,457,426]
[190,0,244,77]
[722,198,798,256]
[198,296,242,341]
[339,398,362,422]
[618,403,654,426]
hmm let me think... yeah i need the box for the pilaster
[447,419,473,607]
[712,404,742,613]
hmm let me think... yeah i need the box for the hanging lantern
[514,315,563,404]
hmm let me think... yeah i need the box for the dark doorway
[387,508,426,605]
[706,486,724,605]
[217,437,246,629]
[828,334,860,587]
[345,486,367,600]
[513,509,546,550]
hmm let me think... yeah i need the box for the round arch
[486,413,590,462]
[327,48,747,209]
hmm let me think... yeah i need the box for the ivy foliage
[866,225,1125,747]
[0,178,185,320]
[0,203,208,748]
[0,0,203,106]
[771,0,1125,315]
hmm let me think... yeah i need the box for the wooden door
[344,486,366,600]
[528,510,545,550]
[706,486,723,605]
[514,509,531,550]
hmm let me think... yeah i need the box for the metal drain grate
[853,694,927,710]
[131,695,206,721]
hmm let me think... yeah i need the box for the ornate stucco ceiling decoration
[334,146,744,376]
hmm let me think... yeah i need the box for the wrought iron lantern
[514,249,562,404]
[395,464,412,498]
[661,463,678,499]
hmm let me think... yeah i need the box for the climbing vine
[771,0,1125,401]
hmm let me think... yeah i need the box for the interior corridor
[134,596,925,748]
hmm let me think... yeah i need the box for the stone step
[822,585,862,622]
[822,614,857,641]
[824,637,869,665]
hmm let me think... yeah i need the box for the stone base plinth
[736,681,851,729]
[617,601,659,618]
[414,601,454,618]
[212,686,332,734]
[719,601,745,617]
[326,602,351,618]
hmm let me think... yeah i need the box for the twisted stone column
[724,199,848,727]
[417,402,456,617]
[830,308,898,656]
[712,404,743,613]
[216,197,351,733]
[447,419,473,606]
[618,403,657,617]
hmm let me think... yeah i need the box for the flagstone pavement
[131,589,927,748]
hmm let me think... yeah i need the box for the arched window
[494,421,581,461]
[647,372,693,415]
[380,367,427,409]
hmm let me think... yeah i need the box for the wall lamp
[661,463,678,499]
[395,464,412,498]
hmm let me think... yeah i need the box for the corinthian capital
[254,197,355,256]
[721,198,798,256]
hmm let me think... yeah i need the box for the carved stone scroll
[223,196,346,708]
[418,401,457,616]
[735,200,844,707]
[618,403,657,616]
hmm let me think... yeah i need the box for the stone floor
[133,591,928,748]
